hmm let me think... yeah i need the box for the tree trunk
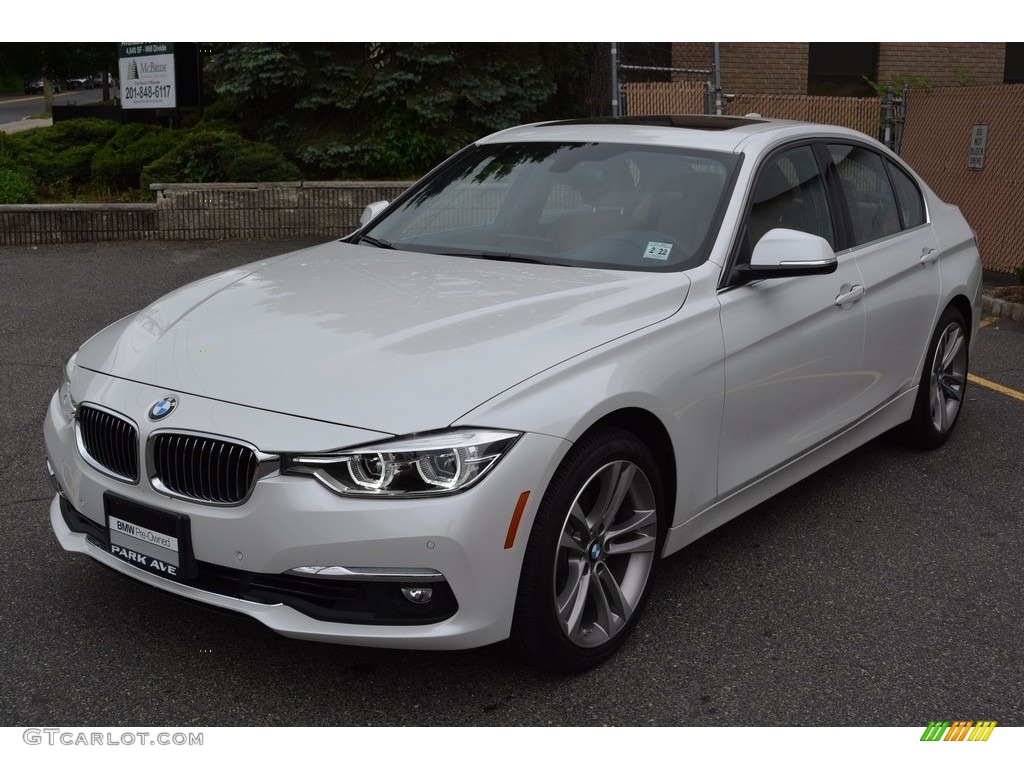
[43,76,54,114]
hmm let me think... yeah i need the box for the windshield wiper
[457,251,547,265]
[356,234,395,249]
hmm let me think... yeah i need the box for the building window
[1005,43,1024,83]
[618,43,674,82]
[807,43,879,96]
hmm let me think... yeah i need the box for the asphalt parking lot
[1,238,1022,727]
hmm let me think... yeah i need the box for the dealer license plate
[104,494,196,580]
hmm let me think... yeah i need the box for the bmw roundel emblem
[149,396,178,421]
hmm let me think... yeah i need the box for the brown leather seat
[636,172,724,253]
[548,160,638,251]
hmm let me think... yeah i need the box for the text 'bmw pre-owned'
[45,115,982,670]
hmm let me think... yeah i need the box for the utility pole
[610,43,620,117]
[713,43,723,115]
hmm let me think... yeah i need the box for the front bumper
[44,380,569,650]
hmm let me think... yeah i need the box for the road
[0,86,107,125]
[1,238,1021,728]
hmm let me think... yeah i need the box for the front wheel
[904,305,969,449]
[510,426,664,671]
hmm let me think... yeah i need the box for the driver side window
[742,145,835,264]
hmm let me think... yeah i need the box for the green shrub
[8,118,119,186]
[45,118,120,146]
[0,131,16,165]
[0,133,39,203]
[91,123,184,190]
[140,129,300,193]
[199,97,241,126]
[225,141,303,181]
[1016,262,1024,285]
[3,116,302,201]
[0,167,39,203]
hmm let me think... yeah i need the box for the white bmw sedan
[44,116,982,670]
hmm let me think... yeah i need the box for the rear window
[829,144,902,246]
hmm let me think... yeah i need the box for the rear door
[826,143,941,410]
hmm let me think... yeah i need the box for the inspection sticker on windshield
[644,242,673,260]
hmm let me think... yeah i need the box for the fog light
[401,585,434,604]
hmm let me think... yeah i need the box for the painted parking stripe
[971,315,1024,401]
[969,374,1024,403]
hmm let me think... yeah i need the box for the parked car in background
[67,74,95,89]
[24,76,61,94]
[44,115,982,671]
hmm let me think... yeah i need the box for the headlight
[283,429,521,497]
[58,353,78,421]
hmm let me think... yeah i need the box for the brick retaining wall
[0,181,413,246]
[0,204,159,245]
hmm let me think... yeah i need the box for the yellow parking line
[0,95,43,105]
[969,374,1024,403]
[971,317,1024,401]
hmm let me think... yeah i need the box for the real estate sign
[119,43,176,109]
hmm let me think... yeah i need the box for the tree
[208,43,599,179]
[0,43,116,112]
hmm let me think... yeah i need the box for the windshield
[360,141,740,272]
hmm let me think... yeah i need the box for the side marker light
[503,491,531,550]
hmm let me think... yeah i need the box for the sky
[1,3,1001,43]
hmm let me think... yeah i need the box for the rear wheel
[904,306,969,449]
[510,426,663,671]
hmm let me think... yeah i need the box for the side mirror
[359,200,390,227]
[735,228,838,284]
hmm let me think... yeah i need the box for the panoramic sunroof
[540,115,766,130]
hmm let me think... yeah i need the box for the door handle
[834,284,865,307]
[920,247,939,265]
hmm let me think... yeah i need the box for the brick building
[650,42,1024,275]
[671,43,1019,96]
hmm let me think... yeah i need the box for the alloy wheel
[929,321,967,434]
[552,459,658,648]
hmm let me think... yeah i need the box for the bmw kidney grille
[150,433,260,505]
[76,405,140,482]
[76,405,261,504]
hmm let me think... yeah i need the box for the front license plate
[104,494,196,580]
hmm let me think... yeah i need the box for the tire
[904,305,969,449]
[510,426,664,672]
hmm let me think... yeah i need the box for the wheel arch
[945,293,975,343]
[902,299,971,449]
[578,407,678,539]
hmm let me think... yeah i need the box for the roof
[540,115,767,130]
[477,114,877,155]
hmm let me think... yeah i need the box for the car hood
[76,241,689,435]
